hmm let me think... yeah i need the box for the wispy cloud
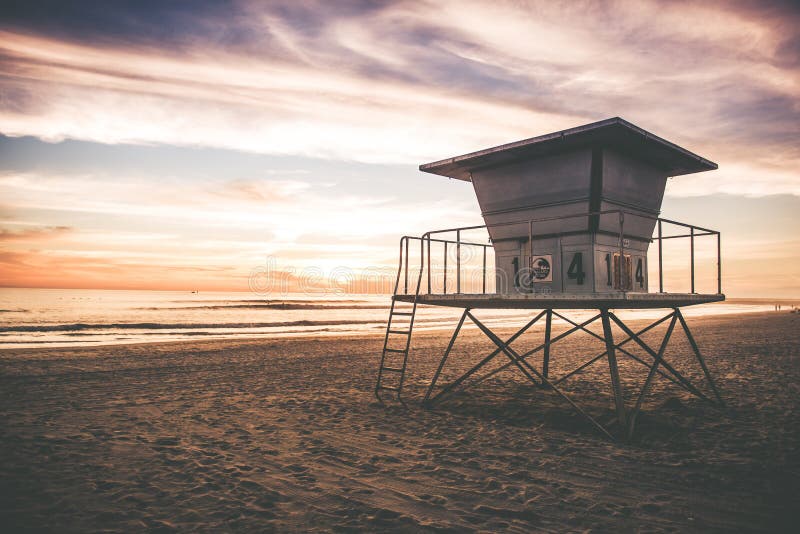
[0,225,71,241]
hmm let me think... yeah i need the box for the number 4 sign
[567,252,586,285]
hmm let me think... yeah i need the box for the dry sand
[1,311,798,532]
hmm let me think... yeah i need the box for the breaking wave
[135,303,387,311]
[0,319,380,333]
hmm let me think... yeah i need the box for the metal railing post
[528,220,534,258]
[618,211,625,289]
[443,241,448,294]
[420,237,425,296]
[658,219,663,293]
[482,246,487,294]
[427,237,431,294]
[690,226,695,293]
[404,237,409,294]
[717,232,722,294]
[392,237,404,296]
[456,229,461,294]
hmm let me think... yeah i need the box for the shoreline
[1,306,787,353]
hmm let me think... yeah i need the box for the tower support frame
[421,306,725,440]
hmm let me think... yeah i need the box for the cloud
[0,164,478,280]
[0,28,573,164]
[0,225,71,241]
[0,0,271,53]
[216,179,312,203]
[0,247,250,291]
[665,161,800,197]
[0,0,795,196]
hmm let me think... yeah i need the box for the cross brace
[422,307,725,440]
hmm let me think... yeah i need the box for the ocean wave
[169,298,373,305]
[134,303,387,311]
[0,326,365,347]
[0,319,380,333]
[0,339,102,345]
[108,327,350,337]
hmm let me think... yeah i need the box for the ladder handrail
[376,235,427,402]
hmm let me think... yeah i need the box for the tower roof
[419,117,717,182]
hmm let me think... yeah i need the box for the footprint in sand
[418,493,448,505]
[286,463,317,483]
[639,502,662,513]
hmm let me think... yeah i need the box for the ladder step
[384,348,407,354]
[388,329,410,335]
[381,366,404,372]
[378,386,400,392]
[392,312,414,316]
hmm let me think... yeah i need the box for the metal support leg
[675,309,726,408]
[423,309,468,405]
[601,309,627,429]
[542,309,553,381]
[627,314,677,439]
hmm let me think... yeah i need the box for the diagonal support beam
[553,351,607,385]
[423,308,469,404]
[674,309,726,408]
[470,313,603,387]
[627,314,677,439]
[467,311,615,441]
[552,311,689,392]
[609,312,713,404]
[465,312,541,387]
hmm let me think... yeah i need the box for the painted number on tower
[635,258,644,288]
[567,252,586,285]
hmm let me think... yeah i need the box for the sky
[0,0,798,297]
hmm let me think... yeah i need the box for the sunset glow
[1,0,798,296]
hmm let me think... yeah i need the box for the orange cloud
[0,225,71,241]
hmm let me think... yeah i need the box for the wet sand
[1,311,798,532]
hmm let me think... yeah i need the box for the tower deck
[395,292,724,309]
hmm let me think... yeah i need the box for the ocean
[0,288,777,349]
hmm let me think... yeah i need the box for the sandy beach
[1,310,798,532]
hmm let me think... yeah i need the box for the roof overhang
[419,117,718,182]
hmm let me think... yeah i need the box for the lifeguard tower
[375,117,725,440]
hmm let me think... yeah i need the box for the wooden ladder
[374,296,418,403]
